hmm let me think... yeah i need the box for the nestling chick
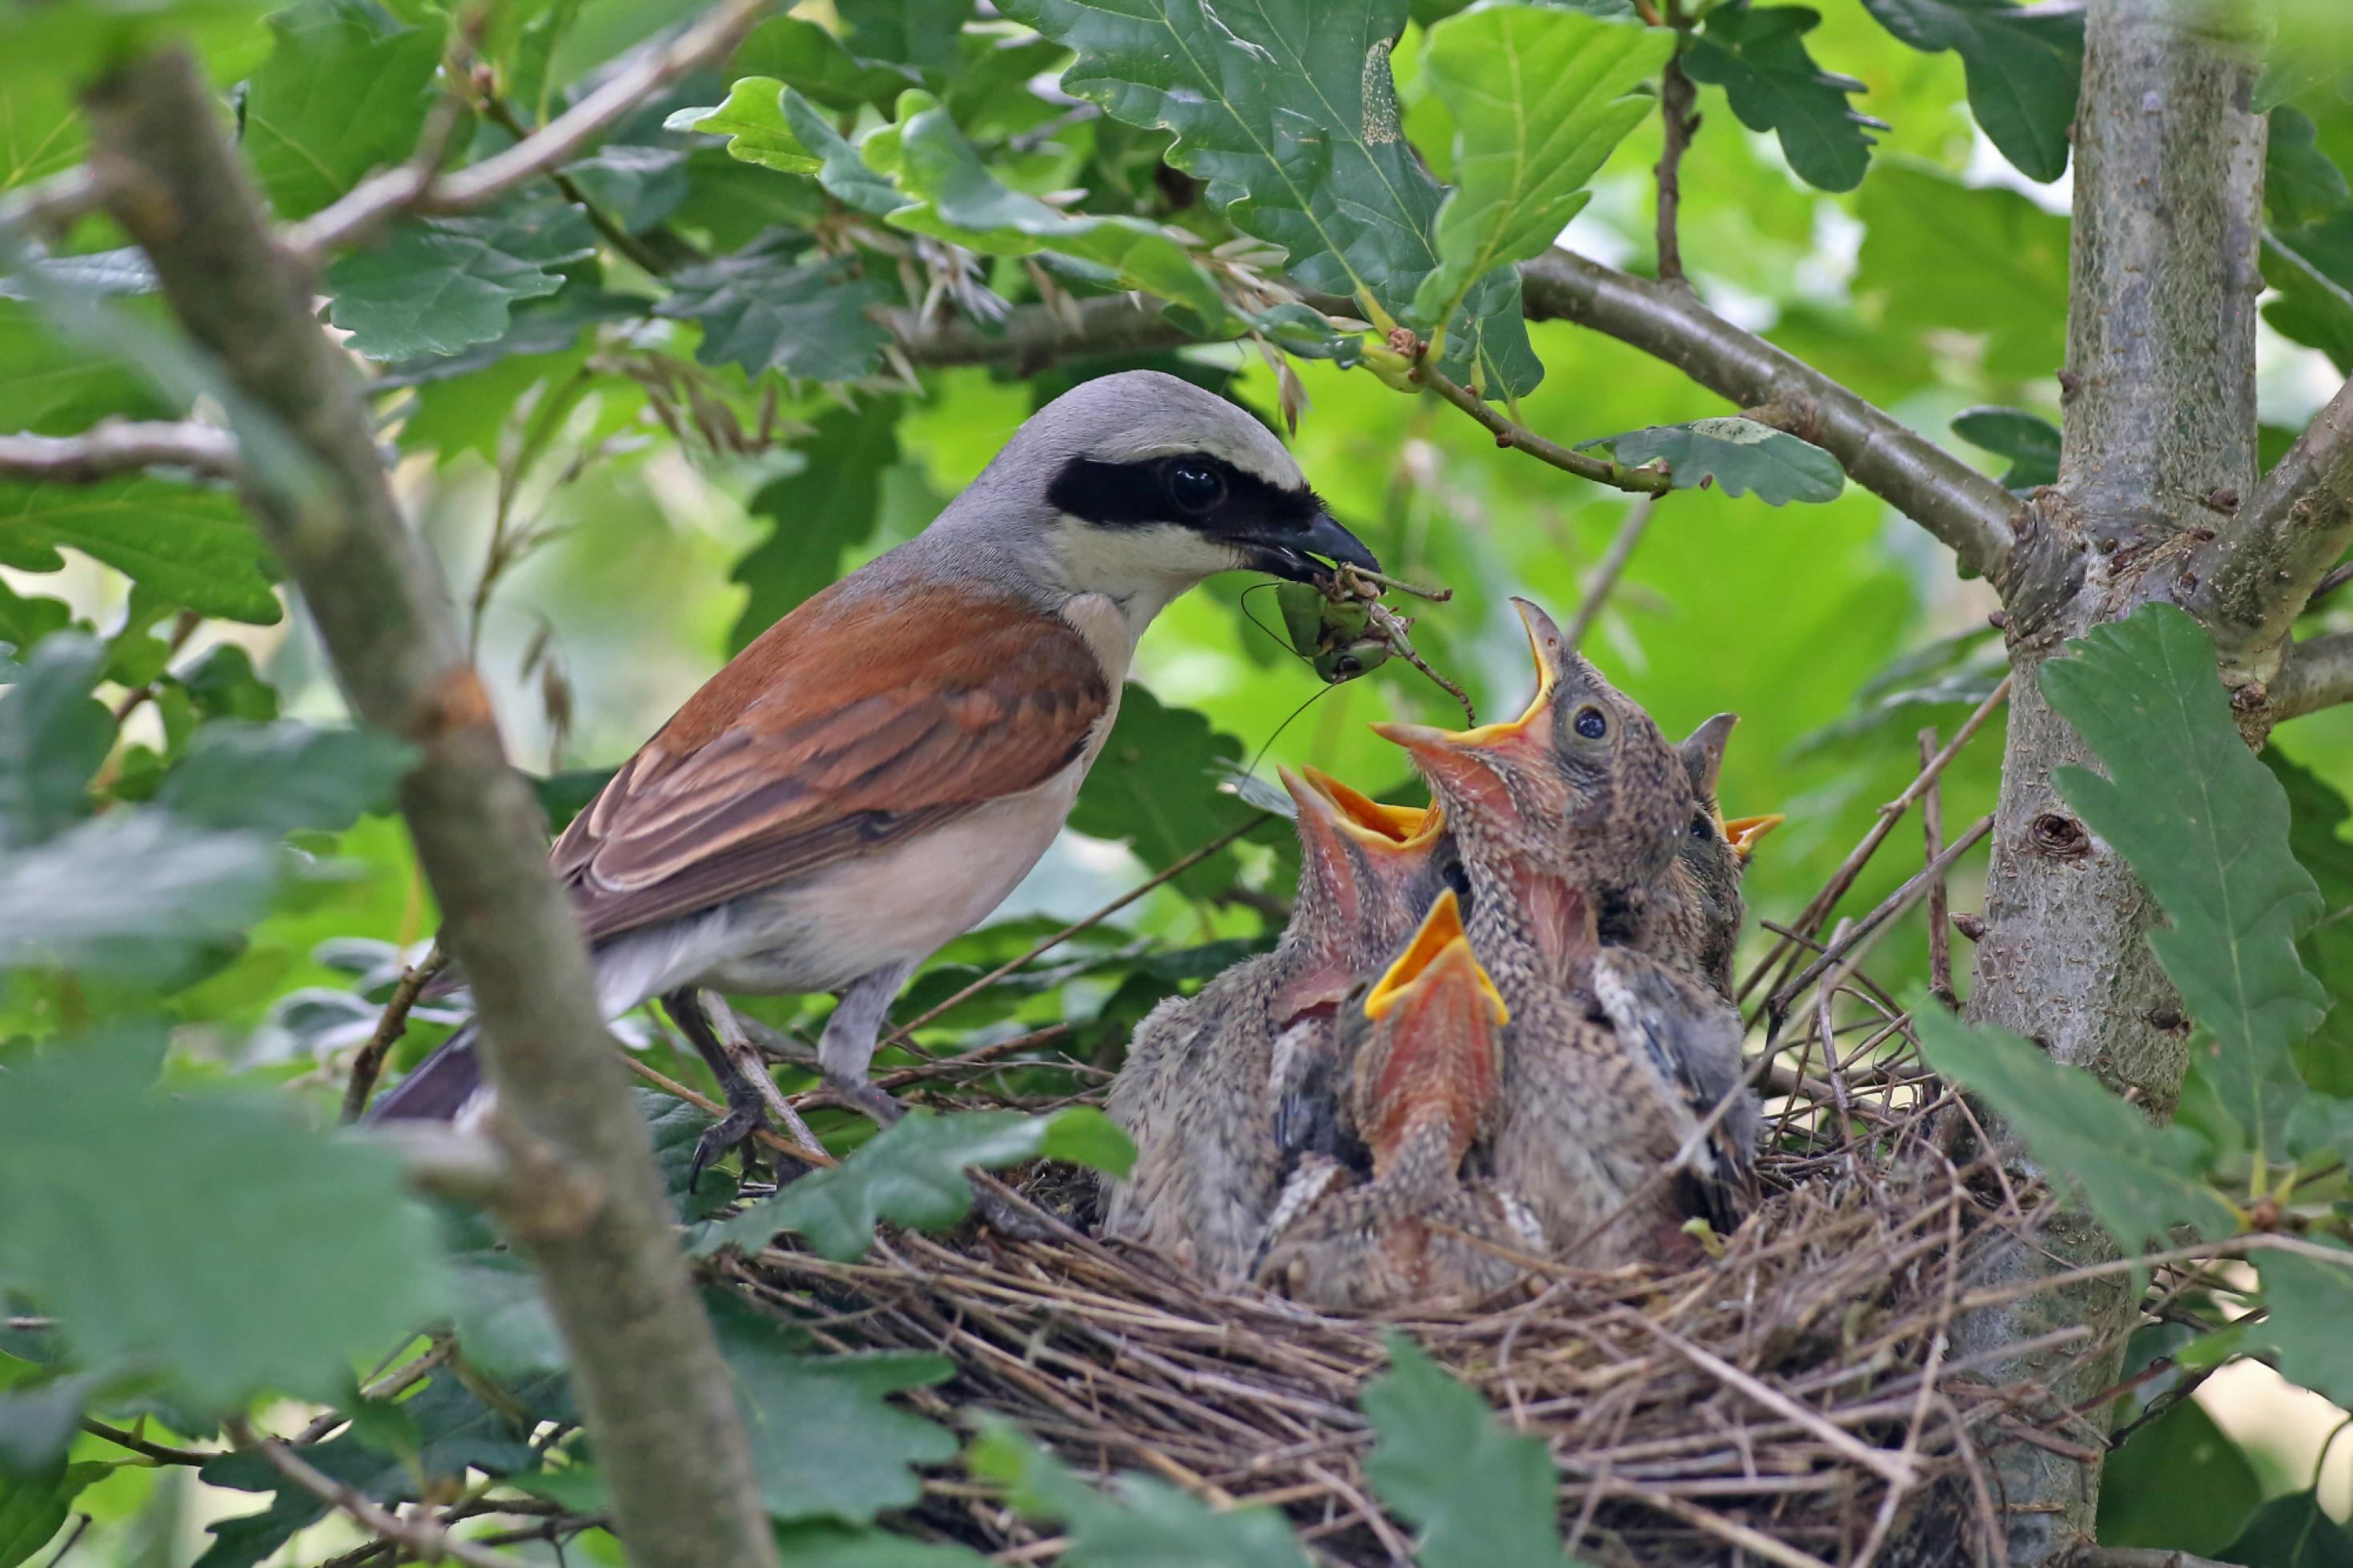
[1253,892,1539,1310]
[1653,712,1782,1001]
[1375,599,1757,1262]
[1101,767,1456,1284]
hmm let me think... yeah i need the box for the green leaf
[2264,748,2353,1098]
[784,89,910,217]
[157,720,414,836]
[195,1372,554,1568]
[657,248,893,384]
[837,0,970,76]
[0,632,110,851]
[0,1374,104,1474]
[1860,0,2083,182]
[704,1107,1130,1261]
[0,1029,448,1413]
[1912,1007,2236,1252]
[733,399,901,652]
[0,812,279,985]
[0,477,280,624]
[709,1296,957,1526]
[2267,216,2353,373]
[665,76,820,174]
[0,299,176,438]
[1068,684,1252,896]
[0,1463,108,1568]
[732,17,920,110]
[2222,1491,2353,1568]
[886,102,1231,325]
[1856,161,2070,380]
[1684,2,1882,193]
[2043,604,2329,1161]
[2255,1246,2353,1410]
[327,199,599,360]
[998,0,1542,395]
[1362,1333,1566,1568]
[2096,1395,2261,1557]
[0,83,85,191]
[967,1419,1312,1568]
[2269,106,2353,231]
[0,583,73,664]
[561,145,689,233]
[1950,405,2059,491]
[771,1523,989,1567]
[1576,416,1845,503]
[1411,6,1666,328]
[445,1255,564,1378]
[242,0,444,219]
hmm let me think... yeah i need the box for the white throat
[1047,516,1242,645]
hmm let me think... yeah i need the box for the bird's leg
[816,960,915,1128]
[665,987,774,1191]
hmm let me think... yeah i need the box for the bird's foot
[688,1101,769,1194]
[821,1071,905,1128]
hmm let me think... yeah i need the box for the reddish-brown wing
[549,579,1111,945]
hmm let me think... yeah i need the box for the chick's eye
[1167,461,1224,515]
[1690,813,1713,840]
[1573,707,1608,740]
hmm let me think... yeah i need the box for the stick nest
[717,1027,2094,1568]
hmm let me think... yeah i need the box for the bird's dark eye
[1573,707,1608,740]
[1167,461,1225,515]
[1690,812,1713,840]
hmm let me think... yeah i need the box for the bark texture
[82,50,780,1568]
[1953,4,2266,1561]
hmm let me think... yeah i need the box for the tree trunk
[1955,2,2266,1559]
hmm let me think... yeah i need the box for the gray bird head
[942,371,1379,624]
[1656,713,1780,997]
[1373,598,1687,900]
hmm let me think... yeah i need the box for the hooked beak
[1367,597,1572,804]
[1363,888,1508,1029]
[1239,509,1382,587]
[1724,812,1783,864]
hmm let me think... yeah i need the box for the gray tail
[363,1022,484,1123]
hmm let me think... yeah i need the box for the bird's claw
[822,1072,905,1127]
[688,1103,767,1194]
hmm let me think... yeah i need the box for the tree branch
[0,419,237,483]
[287,0,769,259]
[1653,50,1698,285]
[1516,247,2018,580]
[885,291,1206,369]
[84,47,778,1568]
[227,1418,512,1568]
[2269,628,2353,720]
[2187,374,2353,669]
[1405,340,1674,493]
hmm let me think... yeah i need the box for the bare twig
[1654,46,1699,285]
[79,1418,219,1466]
[0,420,237,484]
[288,0,769,259]
[0,166,107,238]
[1405,342,1676,494]
[474,94,680,278]
[228,1419,512,1568]
[1769,814,1995,1018]
[86,48,778,1568]
[873,814,1270,1054]
[1564,496,1659,648]
[343,948,446,1122]
[2187,372,2353,668]
[1520,247,2018,578]
[1921,726,1954,1008]
[2270,628,2353,720]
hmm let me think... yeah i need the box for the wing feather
[549,579,1111,945]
